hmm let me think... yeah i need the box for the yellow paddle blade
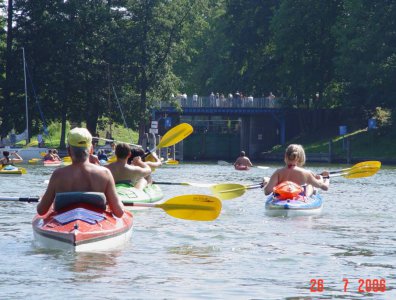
[20,167,27,174]
[63,156,71,161]
[333,161,381,174]
[341,165,381,179]
[40,152,46,157]
[211,183,247,200]
[352,161,381,169]
[156,194,221,221]
[157,123,193,149]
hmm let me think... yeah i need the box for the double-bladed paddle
[0,194,221,221]
[211,161,382,200]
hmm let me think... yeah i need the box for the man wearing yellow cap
[37,128,125,217]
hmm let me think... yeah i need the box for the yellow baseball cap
[67,127,92,148]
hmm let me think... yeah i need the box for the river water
[0,162,395,299]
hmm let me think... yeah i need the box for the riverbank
[260,127,396,165]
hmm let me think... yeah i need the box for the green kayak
[116,183,164,208]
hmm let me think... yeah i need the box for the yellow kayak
[165,159,179,165]
[29,158,42,164]
[0,165,25,175]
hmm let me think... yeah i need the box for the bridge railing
[156,96,281,109]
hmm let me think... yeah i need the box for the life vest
[273,181,304,200]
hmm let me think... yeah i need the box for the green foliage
[1,0,396,155]
[334,0,396,109]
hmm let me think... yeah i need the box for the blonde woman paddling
[262,144,330,197]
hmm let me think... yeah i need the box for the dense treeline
[0,0,395,147]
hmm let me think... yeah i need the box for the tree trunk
[1,0,14,138]
[138,92,147,145]
[60,110,67,149]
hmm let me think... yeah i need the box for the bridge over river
[151,96,337,161]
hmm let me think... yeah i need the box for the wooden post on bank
[346,137,351,164]
[328,139,333,163]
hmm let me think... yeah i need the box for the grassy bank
[17,121,138,148]
[266,127,396,163]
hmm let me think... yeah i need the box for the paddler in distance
[262,144,329,197]
[106,143,151,190]
[234,150,253,170]
[0,151,23,166]
[37,127,124,217]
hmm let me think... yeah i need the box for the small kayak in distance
[165,159,179,165]
[116,183,164,210]
[28,158,42,164]
[265,193,324,217]
[0,165,24,175]
[32,192,133,252]
[43,160,62,167]
[234,165,250,171]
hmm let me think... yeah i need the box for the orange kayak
[32,192,133,252]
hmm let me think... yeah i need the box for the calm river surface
[0,162,395,299]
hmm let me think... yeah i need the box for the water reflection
[71,251,121,275]
[1,163,395,299]
[166,245,222,264]
[28,247,122,279]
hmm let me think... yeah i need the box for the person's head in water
[284,144,306,167]
[240,151,246,157]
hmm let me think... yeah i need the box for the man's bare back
[234,156,253,167]
[37,128,124,218]
[106,157,150,185]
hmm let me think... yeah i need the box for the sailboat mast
[22,47,29,144]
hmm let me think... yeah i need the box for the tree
[271,0,341,132]
[223,0,279,96]
[335,0,396,110]
[122,0,202,143]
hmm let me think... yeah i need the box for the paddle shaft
[154,181,189,186]
[124,202,213,210]
[153,181,214,188]
[92,137,141,148]
[0,196,39,202]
